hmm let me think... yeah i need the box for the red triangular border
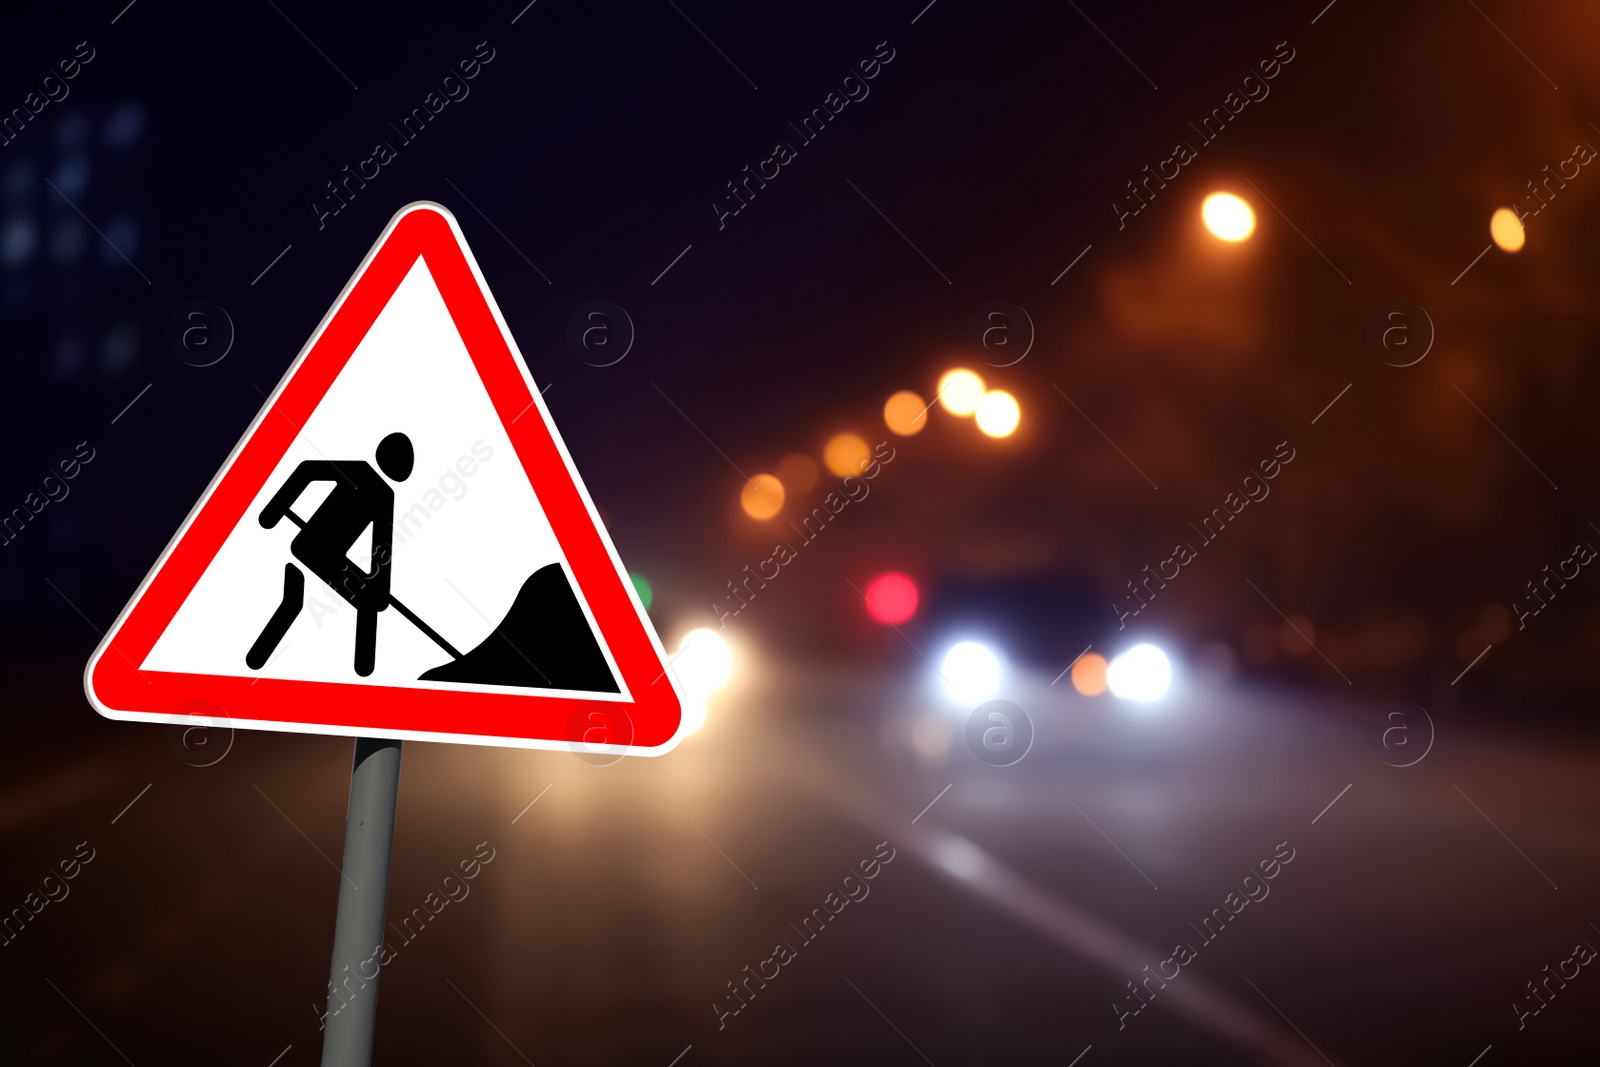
[85,204,684,753]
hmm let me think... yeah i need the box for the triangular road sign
[86,203,685,754]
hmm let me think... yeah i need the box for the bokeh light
[975,390,1020,438]
[1071,652,1109,696]
[938,369,985,416]
[680,700,708,736]
[674,628,734,736]
[884,390,929,436]
[629,572,652,611]
[776,452,819,495]
[739,473,784,520]
[1202,192,1255,241]
[863,572,919,624]
[1107,644,1172,702]
[1490,207,1525,252]
[941,641,1001,702]
[677,628,734,691]
[823,433,871,477]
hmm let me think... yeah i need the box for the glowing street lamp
[938,369,985,416]
[1202,193,1255,241]
[740,474,784,520]
[975,390,1020,438]
[1490,207,1525,252]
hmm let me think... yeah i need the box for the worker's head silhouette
[376,432,414,481]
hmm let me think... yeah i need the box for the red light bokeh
[864,572,918,625]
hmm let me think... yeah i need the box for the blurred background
[4,0,1600,1063]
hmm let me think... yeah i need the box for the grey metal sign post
[320,737,403,1067]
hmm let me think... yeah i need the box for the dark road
[4,654,1597,1065]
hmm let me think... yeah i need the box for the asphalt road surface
[2,652,1598,1065]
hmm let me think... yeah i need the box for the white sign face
[86,203,686,752]
[143,257,625,700]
